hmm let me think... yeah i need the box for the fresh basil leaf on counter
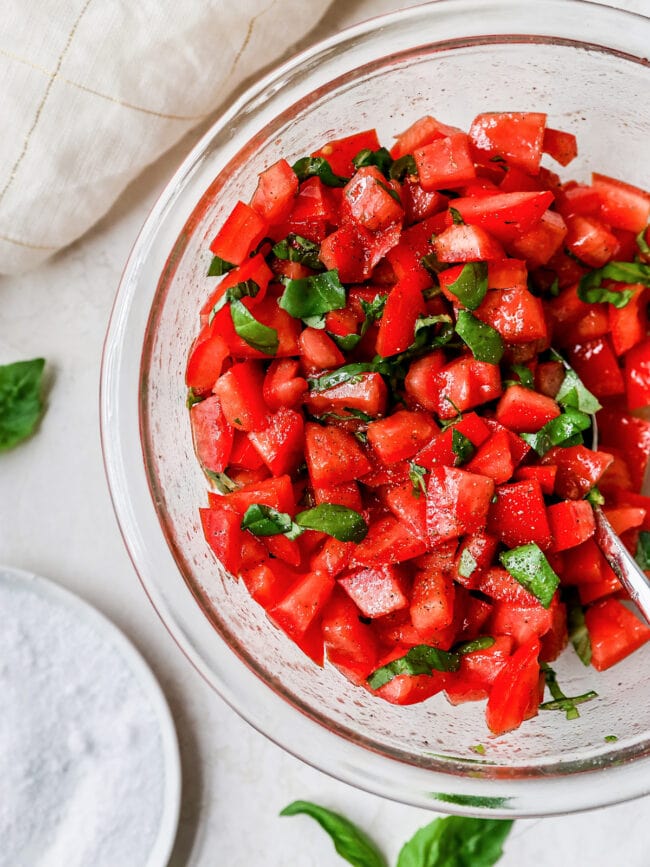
[635,531,650,570]
[451,428,475,466]
[455,310,504,364]
[0,358,46,452]
[409,461,428,498]
[352,147,393,176]
[208,279,261,324]
[295,504,368,543]
[555,368,602,415]
[292,156,348,187]
[368,644,461,690]
[396,816,514,867]
[280,801,387,867]
[520,407,591,456]
[207,255,235,276]
[230,299,279,355]
[499,543,559,608]
[577,260,650,307]
[272,234,324,271]
[445,262,488,309]
[389,154,417,181]
[280,270,346,320]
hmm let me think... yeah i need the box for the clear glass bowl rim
[101,0,650,818]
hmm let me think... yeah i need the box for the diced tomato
[453,532,499,588]
[313,480,363,512]
[299,328,345,373]
[433,357,503,419]
[214,474,295,516]
[342,166,404,231]
[542,127,577,166]
[242,560,298,609]
[495,385,560,433]
[373,647,447,704]
[603,506,646,536]
[213,361,270,431]
[470,112,546,175]
[304,422,371,485]
[311,537,353,577]
[200,253,273,325]
[339,563,409,618]
[416,412,491,467]
[350,515,427,567]
[375,276,427,356]
[450,191,554,242]
[539,600,568,662]
[564,214,619,268]
[200,507,244,575]
[228,431,264,469]
[414,133,476,190]
[547,500,596,552]
[591,172,650,233]
[624,337,650,410]
[477,567,542,608]
[383,482,428,540]
[401,180,448,224]
[506,210,567,269]
[586,598,650,671]
[598,409,650,491]
[305,372,388,417]
[321,589,379,684]
[263,359,307,410]
[445,635,514,704]
[609,284,647,356]
[568,337,625,398]
[269,570,335,639]
[488,480,552,549]
[367,410,437,463]
[186,332,229,392]
[209,200,269,265]
[485,637,541,734]
[250,158,298,225]
[288,176,338,224]
[433,223,505,263]
[463,429,514,485]
[313,129,381,177]
[487,258,528,290]
[248,407,304,476]
[190,395,234,473]
[513,464,557,496]
[390,115,461,159]
[410,568,455,634]
[426,465,495,544]
[475,287,548,344]
[541,445,614,500]
[403,351,447,412]
[320,223,372,283]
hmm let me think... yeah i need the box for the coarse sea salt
[0,572,170,867]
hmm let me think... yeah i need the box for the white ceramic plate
[0,565,181,867]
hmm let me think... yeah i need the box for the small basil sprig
[577,261,650,307]
[635,531,650,570]
[280,270,346,321]
[368,638,495,690]
[292,156,348,187]
[0,358,47,451]
[352,147,393,176]
[208,279,261,324]
[499,543,559,608]
[207,255,235,276]
[451,428,475,466]
[520,407,591,456]
[445,262,488,309]
[230,299,279,355]
[455,310,504,364]
[272,234,324,271]
[540,663,598,721]
[281,800,514,867]
[295,504,368,543]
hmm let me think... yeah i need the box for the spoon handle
[594,506,650,624]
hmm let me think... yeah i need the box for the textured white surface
[2,1,650,864]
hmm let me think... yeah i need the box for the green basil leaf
[586,485,605,507]
[302,314,327,329]
[295,504,368,542]
[577,261,650,307]
[445,262,488,310]
[506,364,534,390]
[605,734,619,743]
[186,387,205,408]
[241,504,296,536]
[520,407,591,456]
[409,461,428,497]
[280,801,387,867]
[453,636,496,654]
[332,294,387,351]
[499,543,560,608]
[455,310,504,364]
[207,255,235,276]
[272,234,324,271]
[396,816,514,867]
[374,177,402,204]
[389,154,417,181]
[635,530,650,570]
[352,146,393,176]
[292,156,348,187]
[368,644,460,690]
[0,358,46,451]
[449,206,464,225]
[457,548,478,579]
[204,469,240,494]
[412,314,454,348]
[556,368,602,415]
[309,363,378,392]
[636,226,650,256]
[451,428,475,466]
[230,299,278,355]
[540,663,598,720]
[421,252,445,276]
[568,598,592,666]
[208,279,261,324]
[549,277,560,297]
[280,270,346,320]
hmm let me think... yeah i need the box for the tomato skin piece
[426,466,495,544]
[414,133,477,190]
[342,165,404,231]
[213,361,270,431]
[485,637,541,735]
[209,200,269,265]
[250,158,298,225]
[433,223,505,263]
[304,422,371,486]
[339,563,409,619]
[586,598,650,671]
[200,507,244,575]
[624,337,650,411]
[375,276,427,357]
[305,373,388,418]
[487,479,552,549]
[248,407,304,476]
[495,385,560,433]
[591,172,650,233]
[410,568,455,634]
[313,128,381,177]
[367,410,438,464]
[542,127,577,166]
[470,111,547,175]
[541,444,614,500]
[190,395,234,473]
[547,500,596,552]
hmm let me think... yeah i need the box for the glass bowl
[101,0,650,816]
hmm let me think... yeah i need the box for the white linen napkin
[0,0,332,274]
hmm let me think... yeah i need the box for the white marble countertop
[2,1,650,864]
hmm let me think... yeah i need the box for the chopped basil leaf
[635,531,650,570]
[605,734,619,743]
[549,277,560,297]
[279,270,346,320]
[505,364,534,390]
[0,358,46,452]
[521,407,591,456]
[368,644,461,689]
[309,363,377,392]
[302,314,327,329]
[421,251,445,275]
[332,294,387,351]
[409,461,428,498]
[396,817,514,867]
[389,154,417,181]
[207,255,235,276]
[577,261,650,307]
[241,503,297,536]
[445,262,488,310]
[567,599,592,666]
[457,548,478,579]
[449,206,464,225]
[208,278,261,324]
[586,486,605,507]
[230,299,278,355]
[499,543,559,608]
[556,367,602,415]
[470,744,486,756]
[272,234,324,271]
[636,226,650,256]
[280,801,387,867]
[204,469,240,494]
[453,636,496,654]
[540,663,597,720]
[295,504,368,542]
[292,156,348,187]
[451,428,476,466]
[455,310,504,364]
[352,146,393,176]
[412,313,453,348]
[186,387,204,408]
[375,178,402,204]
